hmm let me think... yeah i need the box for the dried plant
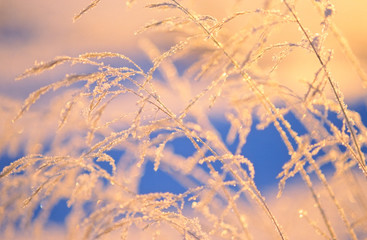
[1,0,367,239]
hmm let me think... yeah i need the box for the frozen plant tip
[1,0,367,239]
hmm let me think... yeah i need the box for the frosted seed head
[324,4,334,18]
[311,34,320,49]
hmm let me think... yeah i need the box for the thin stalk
[282,0,367,176]
[299,167,337,240]
[170,1,288,239]
[310,0,367,86]
[306,153,358,240]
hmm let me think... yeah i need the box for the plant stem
[282,0,367,177]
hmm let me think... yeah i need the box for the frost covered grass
[1,0,367,239]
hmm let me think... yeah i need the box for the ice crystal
[1,0,367,239]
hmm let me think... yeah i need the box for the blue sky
[1,0,367,233]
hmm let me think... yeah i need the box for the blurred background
[1,0,367,236]
[0,0,366,100]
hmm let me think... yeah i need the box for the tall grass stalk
[1,0,367,239]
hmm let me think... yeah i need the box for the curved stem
[170,1,288,239]
[282,0,367,177]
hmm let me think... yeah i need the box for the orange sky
[0,0,366,101]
